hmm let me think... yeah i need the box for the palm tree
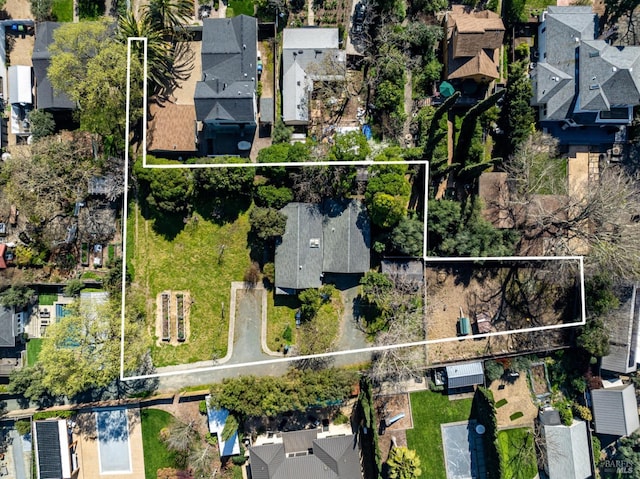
[144,0,194,38]
[387,446,423,479]
[118,10,174,96]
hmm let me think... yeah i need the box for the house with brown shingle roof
[444,6,504,83]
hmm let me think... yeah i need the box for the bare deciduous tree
[499,132,640,281]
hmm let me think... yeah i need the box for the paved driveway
[230,288,272,365]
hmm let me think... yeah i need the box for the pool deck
[76,406,145,479]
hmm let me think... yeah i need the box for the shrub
[558,406,573,426]
[33,410,74,420]
[205,432,218,445]
[199,400,208,415]
[262,263,275,285]
[255,185,294,209]
[573,403,592,422]
[15,419,31,436]
[485,360,505,383]
[333,412,349,425]
[282,325,292,343]
[64,279,84,297]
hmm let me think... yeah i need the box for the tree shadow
[137,196,186,241]
[192,194,251,226]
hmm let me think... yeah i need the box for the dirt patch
[426,264,576,363]
[375,394,412,462]
[529,363,550,396]
[490,375,537,429]
[155,290,192,346]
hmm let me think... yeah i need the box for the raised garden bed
[528,362,551,398]
[161,293,170,341]
[176,294,185,342]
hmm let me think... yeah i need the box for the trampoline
[96,408,132,474]
[441,421,487,479]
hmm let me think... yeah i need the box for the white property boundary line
[119,37,586,381]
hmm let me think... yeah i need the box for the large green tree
[498,61,534,158]
[134,157,193,214]
[387,447,422,479]
[191,157,255,199]
[35,298,148,397]
[249,207,287,240]
[390,217,424,257]
[0,285,34,309]
[48,21,143,145]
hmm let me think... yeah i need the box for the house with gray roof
[274,200,370,295]
[0,305,19,348]
[539,411,593,479]
[34,419,78,479]
[195,16,257,156]
[446,361,484,390]
[592,384,640,436]
[602,284,639,374]
[249,430,362,479]
[282,28,346,126]
[32,22,75,112]
[532,6,640,127]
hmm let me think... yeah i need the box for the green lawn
[497,428,538,479]
[38,293,58,306]
[129,204,253,366]
[227,0,254,16]
[141,409,179,479]
[406,390,474,479]
[52,0,73,21]
[267,292,299,352]
[26,339,44,366]
[523,0,555,18]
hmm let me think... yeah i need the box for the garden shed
[446,361,484,389]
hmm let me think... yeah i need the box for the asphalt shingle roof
[195,16,257,124]
[274,200,371,293]
[249,433,361,479]
[533,6,640,122]
[32,22,75,110]
[0,306,15,348]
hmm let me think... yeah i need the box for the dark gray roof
[446,362,484,389]
[194,81,255,122]
[275,203,324,292]
[543,420,592,479]
[249,433,361,479]
[35,421,63,479]
[260,97,274,123]
[275,200,371,293]
[32,22,75,110]
[602,284,639,374]
[195,16,257,124]
[592,384,640,436]
[0,306,16,348]
[322,199,370,274]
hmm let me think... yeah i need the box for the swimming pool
[96,408,132,474]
